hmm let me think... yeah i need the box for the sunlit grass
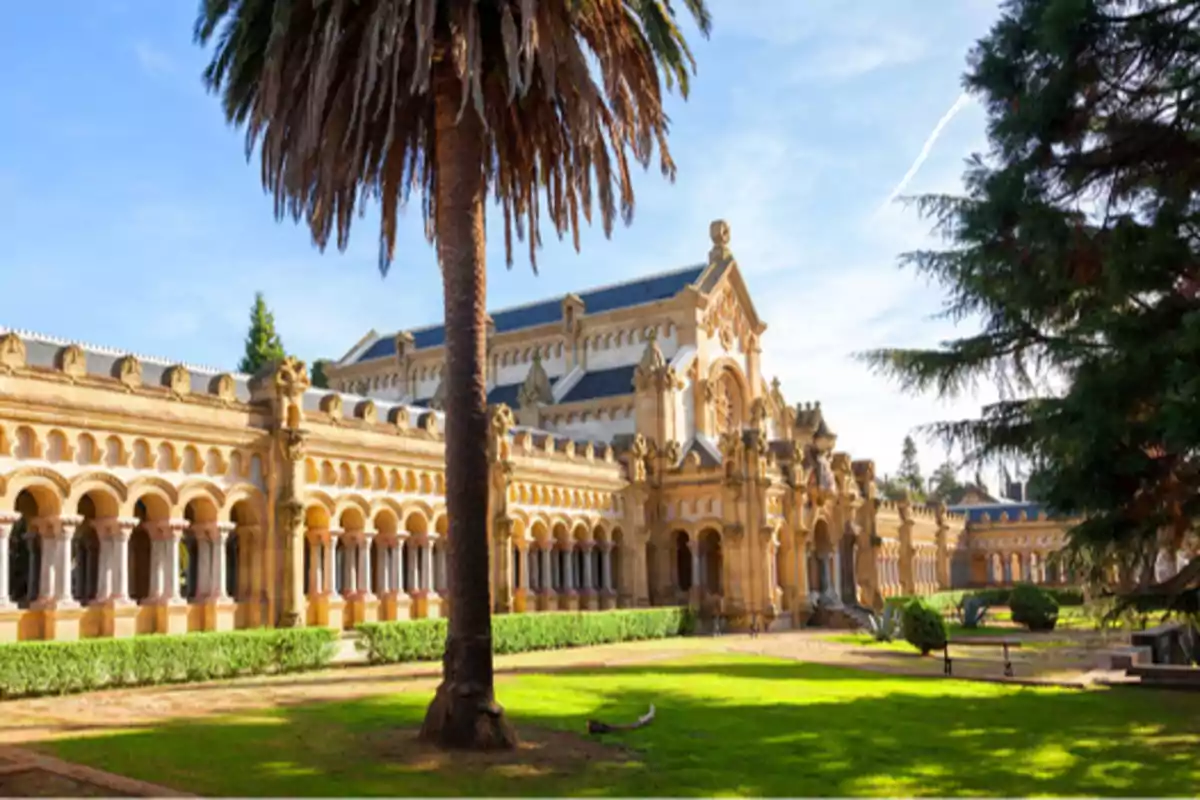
[41,654,1200,797]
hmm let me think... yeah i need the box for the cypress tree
[898,435,926,500]
[238,292,287,375]
[863,0,1200,603]
[310,359,330,389]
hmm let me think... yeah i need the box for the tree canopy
[238,292,287,375]
[863,0,1200,601]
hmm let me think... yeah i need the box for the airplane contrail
[880,91,973,209]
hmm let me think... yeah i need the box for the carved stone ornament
[749,397,769,429]
[210,373,237,403]
[420,411,438,436]
[355,399,378,424]
[490,403,516,438]
[164,364,190,396]
[113,355,142,389]
[274,356,311,397]
[320,393,343,419]
[282,428,306,462]
[57,344,86,379]
[388,405,410,430]
[663,440,682,467]
[0,332,26,372]
[709,219,732,264]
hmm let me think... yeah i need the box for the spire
[517,350,554,409]
[633,329,668,392]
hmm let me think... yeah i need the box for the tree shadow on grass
[40,658,1200,798]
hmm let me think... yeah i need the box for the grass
[39,654,1200,797]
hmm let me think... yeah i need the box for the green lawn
[42,654,1200,797]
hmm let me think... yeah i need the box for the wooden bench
[943,637,1023,678]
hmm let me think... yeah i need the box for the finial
[771,376,781,393]
[710,219,731,249]
[532,349,542,364]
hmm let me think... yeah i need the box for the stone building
[0,221,959,643]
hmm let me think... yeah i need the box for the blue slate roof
[948,502,1061,524]
[355,265,704,363]
[410,379,557,409]
[559,365,636,403]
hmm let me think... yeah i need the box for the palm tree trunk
[418,56,517,751]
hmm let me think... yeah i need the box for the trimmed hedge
[356,607,693,665]
[895,587,1084,611]
[0,628,338,700]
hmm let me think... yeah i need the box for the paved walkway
[0,629,1123,795]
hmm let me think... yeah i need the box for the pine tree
[897,435,925,500]
[310,360,330,390]
[238,292,286,375]
[928,462,963,504]
[862,0,1200,603]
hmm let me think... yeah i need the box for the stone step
[1103,645,1153,671]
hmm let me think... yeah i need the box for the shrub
[356,607,693,665]
[1009,583,1059,631]
[901,600,948,655]
[0,628,337,700]
[957,596,990,629]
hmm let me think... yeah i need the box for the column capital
[0,511,20,530]
[580,541,596,551]
[328,526,345,539]
[216,521,237,537]
[306,526,329,543]
[58,514,85,537]
[191,521,220,540]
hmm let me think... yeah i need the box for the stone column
[53,515,81,607]
[194,524,214,601]
[0,512,16,609]
[108,518,135,605]
[582,543,596,593]
[214,523,234,601]
[518,540,530,592]
[359,532,375,599]
[602,543,614,593]
[164,519,187,605]
[392,537,405,594]
[326,529,340,599]
[540,544,552,594]
[307,535,322,596]
[423,537,436,593]
[406,541,418,594]
[689,541,702,595]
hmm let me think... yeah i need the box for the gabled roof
[355,264,704,363]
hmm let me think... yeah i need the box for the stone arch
[673,530,693,593]
[4,468,69,515]
[67,472,129,508]
[8,490,46,606]
[122,477,179,518]
[401,500,436,531]
[45,429,71,463]
[181,445,203,475]
[304,489,335,517]
[75,433,99,466]
[177,480,228,512]
[13,426,41,460]
[104,436,126,468]
[333,494,371,523]
[320,460,337,486]
[698,527,722,594]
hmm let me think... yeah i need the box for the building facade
[1,221,961,644]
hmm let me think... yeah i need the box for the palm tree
[195,0,712,750]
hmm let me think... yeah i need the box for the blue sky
[0,0,1004,480]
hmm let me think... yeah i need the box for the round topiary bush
[1009,583,1059,631]
[902,599,948,655]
